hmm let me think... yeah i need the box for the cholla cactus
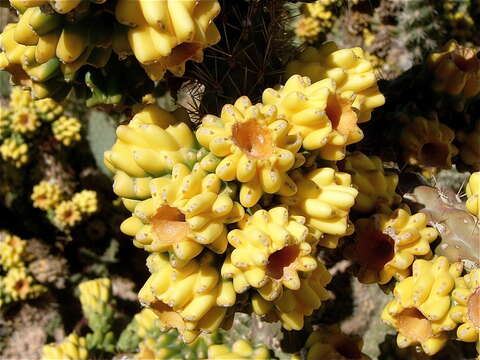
[41,333,89,360]
[399,116,458,171]
[221,207,317,299]
[3,266,45,301]
[304,325,371,360]
[0,137,29,167]
[381,257,463,355]
[51,116,81,146]
[208,339,271,359]
[72,190,98,215]
[10,108,40,134]
[346,206,438,285]
[34,98,64,122]
[340,151,401,213]
[121,163,244,266]
[31,181,62,211]
[138,252,236,343]
[285,41,385,123]
[196,96,303,207]
[427,40,480,111]
[0,233,26,269]
[54,200,82,228]
[466,172,480,217]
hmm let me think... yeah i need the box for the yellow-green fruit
[0,137,29,167]
[0,233,26,270]
[121,163,244,266]
[72,190,98,215]
[294,16,321,44]
[104,105,198,202]
[41,333,89,360]
[381,256,463,356]
[31,180,62,210]
[457,121,480,171]
[221,207,317,300]
[428,40,480,110]
[208,339,270,359]
[345,206,438,285]
[341,151,401,213]
[281,167,358,239]
[115,0,221,81]
[138,252,236,343]
[450,268,479,349]
[285,41,385,123]
[304,325,371,360]
[9,87,33,110]
[78,278,112,316]
[251,261,331,331]
[34,97,64,122]
[466,172,480,217]
[399,117,458,170]
[54,200,81,228]
[3,266,45,301]
[263,75,362,160]
[196,96,303,207]
[52,116,81,146]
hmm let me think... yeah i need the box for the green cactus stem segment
[334,338,363,359]
[396,308,433,343]
[265,245,300,280]
[164,43,203,68]
[452,48,479,73]
[151,206,188,244]
[468,287,480,327]
[419,142,450,167]
[232,120,273,159]
[326,95,357,137]
[355,228,394,272]
[150,300,186,332]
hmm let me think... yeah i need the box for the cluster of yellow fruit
[294,0,338,43]
[0,0,221,102]
[0,87,80,168]
[0,232,45,307]
[105,40,387,344]
[31,181,98,229]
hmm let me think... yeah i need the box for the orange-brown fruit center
[467,287,480,328]
[266,245,300,280]
[150,206,188,244]
[355,228,395,272]
[232,120,274,159]
[452,49,480,73]
[163,43,202,67]
[396,308,433,343]
[150,300,186,332]
[419,142,450,167]
[14,279,27,292]
[326,94,358,137]
[19,114,29,125]
[334,337,363,359]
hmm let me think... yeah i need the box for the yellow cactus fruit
[285,41,386,123]
[0,137,29,167]
[34,98,64,122]
[52,116,81,146]
[41,333,89,360]
[466,172,480,217]
[381,257,463,356]
[54,200,82,228]
[399,117,458,170]
[304,325,371,360]
[72,190,98,215]
[10,107,40,134]
[295,16,321,43]
[346,206,438,285]
[428,40,480,110]
[10,87,33,110]
[78,278,112,315]
[450,268,479,348]
[263,75,362,160]
[31,180,62,210]
[138,252,236,343]
[306,1,334,21]
[208,339,271,359]
[115,0,221,81]
[318,219,354,249]
[251,261,331,331]
[0,233,26,270]
[121,163,244,265]
[196,96,303,207]
[281,167,358,239]
[457,121,480,171]
[340,151,401,213]
[104,105,198,202]
[3,266,44,301]
[222,207,318,300]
